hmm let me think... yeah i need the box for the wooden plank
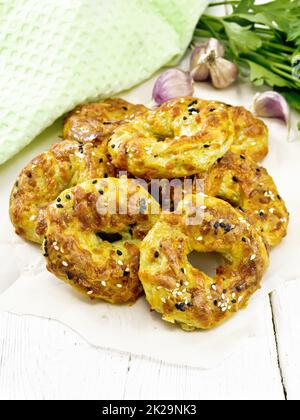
[0,295,285,400]
[271,281,300,400]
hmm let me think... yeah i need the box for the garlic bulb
[190,38,225,82]
[153,69,194,105]
[253,91,290,124]
[207,52,239,89]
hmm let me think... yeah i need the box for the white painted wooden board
[0,292,286,400]
[271,281,300,401]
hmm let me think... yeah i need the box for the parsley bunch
[194,0,300,112]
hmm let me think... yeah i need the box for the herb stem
[208,1,239,6]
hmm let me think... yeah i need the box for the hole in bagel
[188,251,223,278]
[96,232,123,243]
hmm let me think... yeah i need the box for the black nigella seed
[214,300,218,306]
[180,280,184,286]
[67,272,74,280]
[181,268,185,274]
[122,106,128,111]
[188,108,199,114]
[256,168,261,173]
[117,250,123,256]
[15,181,19,187]
[92,180,98,185]
[103,121,112,125]
[56,204,63,209]
[66,194,71,200]
[240,155,246,160]
[123,270,130,277]
[27,172,32,178]
[232,299,237,304]
[203,144,210,149]
[188,100,198,107]
[99,190,104,195]
[214,222,220,229]
[236,286,242,292]
[104,174,108,178]
[223,289,227,294]
[260,211,265,217]
[217,157,223,163]
[183,116,188,121]
[220,222,226,228]
[99,158,103,163]
[154,251,160,258]
[57,197,61,203]
[175,302,186,312]
[242,237,247,243]
[187,302,193,308]
[224,224,233,233]
[111,145,116,149]
[232,176,239,183]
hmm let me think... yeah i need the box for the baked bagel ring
[229,106,268,162]
[108,98,236,179]
[139,195,269,331]
[63,98,147,143]
[10,140,115,244]
[44,178,160,304]
[201,151,289,248]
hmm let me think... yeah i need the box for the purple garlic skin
[253,91,290,124]
[153,69,194,105]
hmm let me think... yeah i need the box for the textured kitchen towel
[0,0,209,165]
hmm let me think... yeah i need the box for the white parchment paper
[0,69,300,368]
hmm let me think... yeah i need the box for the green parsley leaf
[246,61,289,88]
[223,22,262,56]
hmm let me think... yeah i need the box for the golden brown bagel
[63,98,147,143]
[139,195,269,330]
[44,178,160,304]
[201,151,289,248]
[229,106,268,162]
[10,141,115,244]
[108,98,236,180]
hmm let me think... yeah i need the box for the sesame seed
[212,285,217,291]
[116,284,123,288]
[87,290,93,295]
[250,254,256,261]
[117,260,124,266]
[101,281,107,287]
[161,298,166,304]
[62,261,68,267]
[54,245,59,251]
[196,236,203,241]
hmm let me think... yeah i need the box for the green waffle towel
[0,0,209,165]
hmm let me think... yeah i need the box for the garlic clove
[207,54,239,89]
[253,91,290,124]
[190,46,210,82]
[190,38,225,82]
[206,38,225,58]
[152,69,194,105]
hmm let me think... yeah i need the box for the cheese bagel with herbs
[201,151,289,248]
[10,140,115,244]
[108,98,237,180]
[43,178,160,304]
[63,98,147,144]
[139,195,269,331]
